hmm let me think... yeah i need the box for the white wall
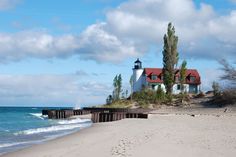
[132,69,144,92]
[173,84,189,94]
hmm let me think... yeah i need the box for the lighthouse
[132,58,145,92]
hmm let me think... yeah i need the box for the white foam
[0,141,30,148]
[15,123,91,135]
[58,118,91,125]
[29,113,47,120]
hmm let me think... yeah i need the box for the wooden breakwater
[42,109,90,119]
[42,108,151,123]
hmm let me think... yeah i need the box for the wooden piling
[42,108,151,123]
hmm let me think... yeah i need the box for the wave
[57,118,91,125]
[29,113,47,120]
[0,141,31,148]
[15,123,91,135]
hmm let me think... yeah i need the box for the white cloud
[0,0,21,10]
[0,25,139,63]
[0,74,110,106]
[1,0,236,63]
[78,23,139,63]
[103,0,234,60]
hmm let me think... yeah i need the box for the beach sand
[2,107,236,157]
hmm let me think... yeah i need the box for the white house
[132,59,201,94]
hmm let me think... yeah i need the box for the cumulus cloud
[0,0,21,10]
[0,30,79,62]
[0,25,139,63]
[0,74,110,106]
[0,0,236,63]
[103,0,236,60]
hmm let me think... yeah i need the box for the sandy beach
[2,107,236,157]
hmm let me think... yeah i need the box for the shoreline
[2,107,236,157]
[0,114,92,156]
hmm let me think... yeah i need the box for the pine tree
[180,60,187,93]
[162,22,179,95]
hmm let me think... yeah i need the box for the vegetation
[162,22,179,96]
[219,59,236,86]
[103,99,132,108]
[129,75,133,101]
[212,81,220,96]
[211,89,236,107]
[132,87,166,108]
[113,74,122,101]
[105,74,124,105]
[180,60,187,93]
[211,60,236,106]
[106,95,113,105]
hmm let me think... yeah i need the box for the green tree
[180,60,187,93]
[162,22,179,95]
[113,74,122,100]
[156,85,165,102]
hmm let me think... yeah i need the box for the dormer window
[151,75,157,80]
[190,76,196,82]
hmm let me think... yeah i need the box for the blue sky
[0,0,236,107]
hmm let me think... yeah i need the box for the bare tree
[219,59,236,87]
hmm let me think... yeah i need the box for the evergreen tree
[180,60,187,93]
[162,22,179,95]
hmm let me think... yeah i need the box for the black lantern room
[134,58,142,69]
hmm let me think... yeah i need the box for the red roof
[144,68,201,85]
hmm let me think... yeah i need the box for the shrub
[211,89,236,106]
[155,85,166,102]
[195,91,205,98]
[132,88,167,107]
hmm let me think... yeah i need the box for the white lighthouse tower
[132,58,145,92]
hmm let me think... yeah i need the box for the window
[152,85,155,90]
[151,75,157,80]
[177,84,181,90]
[190,76,196,82]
